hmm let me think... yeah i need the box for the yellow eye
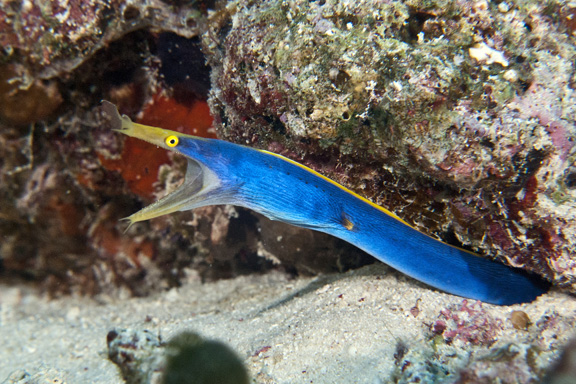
[165,135,179,147]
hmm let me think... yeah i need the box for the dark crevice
[399,10,436,44]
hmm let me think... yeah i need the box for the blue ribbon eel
[102,101,548,305]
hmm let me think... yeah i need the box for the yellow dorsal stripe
[257,149,412,227]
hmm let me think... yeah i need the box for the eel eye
[165,135,179,147]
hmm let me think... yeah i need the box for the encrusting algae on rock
[0,0,575,383]
[204,0,576,291]
[0,0,573,304]
[0,0,573,301]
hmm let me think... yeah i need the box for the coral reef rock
[205,0,576,290]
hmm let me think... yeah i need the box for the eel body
[102,101,547,305]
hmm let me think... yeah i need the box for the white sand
[1,264,574,383]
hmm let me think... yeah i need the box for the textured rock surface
[0,0,575,382]
[0,0,373,295]
[205,0,576,290]
[0,0,219,294]
[0,0,207,79]
[0,0,574,307]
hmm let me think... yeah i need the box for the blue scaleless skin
[102,101,548,305]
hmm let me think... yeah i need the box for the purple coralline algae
[2,0,576,381]
[0,0,574,304]
[432,300,503,346]
[204,0,576,290]
[393,299,576,383]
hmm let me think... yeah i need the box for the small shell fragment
[510,310,531,330]
[469,42,509,67]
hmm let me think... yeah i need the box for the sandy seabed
[0,264,574,383]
